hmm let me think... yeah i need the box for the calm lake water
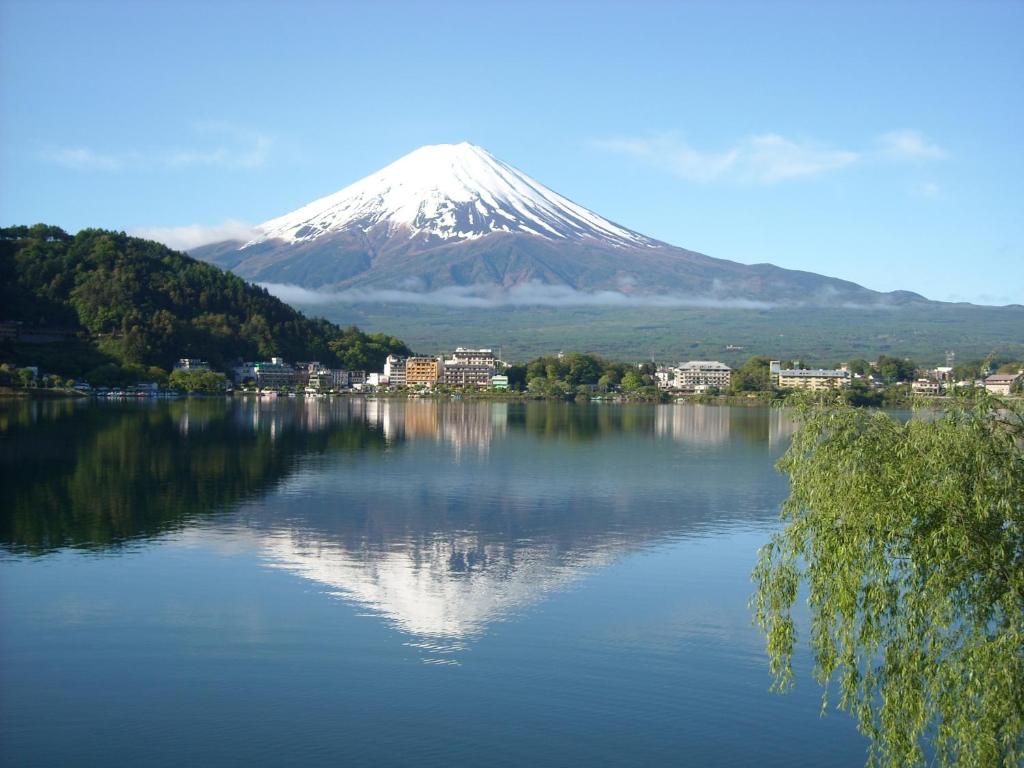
[0,398,867,767]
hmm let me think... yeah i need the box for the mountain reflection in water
[1,397,797,655]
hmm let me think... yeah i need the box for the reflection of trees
[2,399,789,556]
[0,399,385,553]
[516,402,657,441]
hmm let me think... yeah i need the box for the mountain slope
[192,143,925,305]
[0,224,409,377]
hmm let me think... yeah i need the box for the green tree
[952,361,984,382]
[842,379,883,407]
[732,355,773,392]
[504,364,527,390]
[847,358,872,376]
[875,354,916,383]
[753,394,1023,768]
[168,368,228,392]
[620,370,644,391]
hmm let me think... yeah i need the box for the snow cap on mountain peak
[249,143,654,248]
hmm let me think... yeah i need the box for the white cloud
[593,129,946,184]
[40,147,131,171]
[131,219,260,250]
[876,130,947,160]
[164,123,273,169]
[591,133,859,184]
[259,282,907,310]
[262,281,775,310]
[40,123,273,172]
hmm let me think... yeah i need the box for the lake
[0,398,867,766]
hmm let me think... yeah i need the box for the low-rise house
[771,361,851,391]
[984,372,1022,396]
[174,358,209,371]
[654,368,675,389]
[491,374,509,390]
[0,322,79,344]
[911,379,941,395]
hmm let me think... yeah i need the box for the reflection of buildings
[365,399,508,458]
[233,396,359,437]
[654,404,731,446]
[768,407,799,451]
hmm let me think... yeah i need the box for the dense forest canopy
[0,224,410,379]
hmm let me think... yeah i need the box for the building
[0,321,23,341]
[0,322,78,344]
[449,347,497,366]
[308,368,349,390]
[441,348,497,387]
[911,379,941,395]
[771,361,851,391]
[349,370,367,387]
[383,355,406,387]
[443,362,495,387]
[406,356,442,386]
[654,368,675,389]
[676,361,732,390]
[235,358,296,388]
[233,363,257,384]
[174,358,210,371]
[984,372,1022,396]
[491,374,509,390]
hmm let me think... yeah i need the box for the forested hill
[0,224,410,378]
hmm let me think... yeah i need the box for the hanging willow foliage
[753,391,1023,768]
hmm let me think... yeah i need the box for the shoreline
[3,387,994,409]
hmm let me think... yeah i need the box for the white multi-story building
[449,347,497,366]
[771,361,851,391]
[383,355,406,386]
[442,362,496,387]
[676,361,732,390]
[440,348,496,387]
[308,369,350,390]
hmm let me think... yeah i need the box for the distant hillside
[0,224,409,379]
[308,301,1024,368]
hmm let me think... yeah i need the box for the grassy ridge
[308,301,1024,366]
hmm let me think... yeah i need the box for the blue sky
[1,0,1021,304]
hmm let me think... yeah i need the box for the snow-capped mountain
[192,142,924,305]
[250,142,654,249]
